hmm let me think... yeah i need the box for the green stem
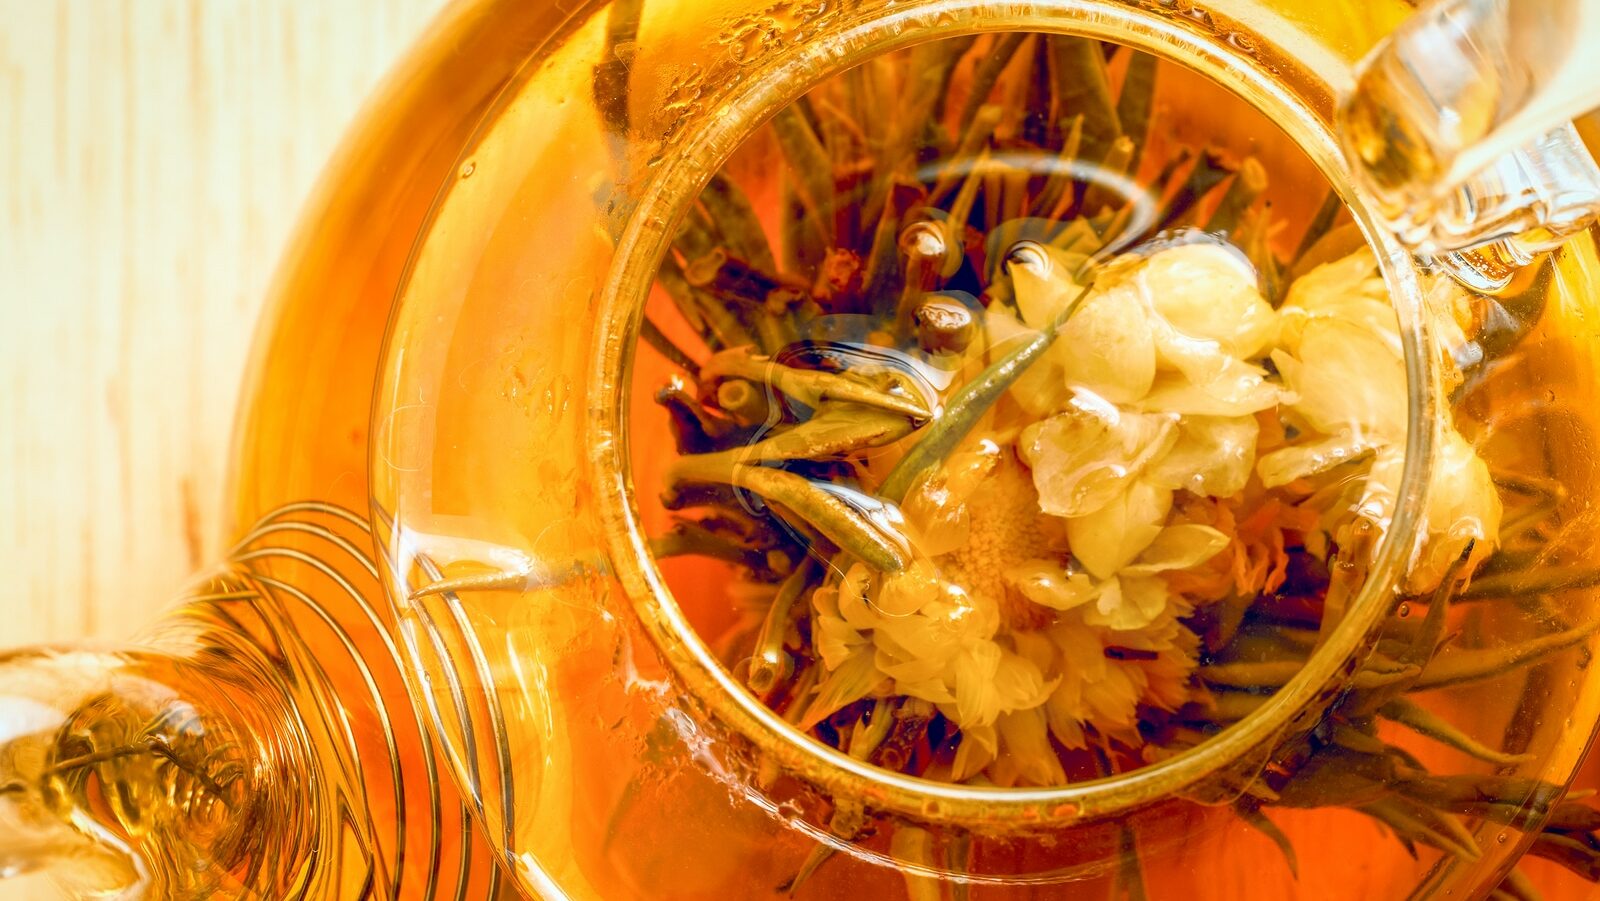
[1379,698,1532,766]
[771,105,836,247]
[1291,189,1345,265]
[747,560,818,696]
[640,316,700,376]
[1115,49,1158,158]
[1205,157,1267,235]
[1459,564,1600,600]
[1049,36,1121,161]
[701,172,777,271]
[956,33,1028,137]
[878,279,1095,502]
[672,455,910,572]
[1415,618,1600,690]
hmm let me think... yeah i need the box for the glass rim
[590,0,1440,829]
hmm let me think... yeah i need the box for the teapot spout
[1339,0,1600,287]
[0,644,308,899]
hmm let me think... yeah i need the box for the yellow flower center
[935,453,1061,632]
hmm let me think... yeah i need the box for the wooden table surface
[1,2,1598,899]
[0,0,448,648]
[0,3,447,897]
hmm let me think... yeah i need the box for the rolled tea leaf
[1115,48,1159,157]
[772,105,838,246]
[1415,618,1600,689]
[1460,563,1600,600]
[1235,803,1300,878]
[862,38,975,228]
[956,33,1030,138]
[702,172,777,271]
[747,559,818,696]
[640,316,700,377]
[932,105,1004,204]
[862,177,928,308]
[1155,149,1231,231]
[1049,36,1122,161]
[704,348,933,420]
[653,520,787,576]
[1079,135,1137,217]
[1362,798,1482,861]
[1033,114,1086,219]
[1206,157,1268,235]
[673,403,916,470]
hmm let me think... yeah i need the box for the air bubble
[899,220,948,260]
[1006,240,1052,276]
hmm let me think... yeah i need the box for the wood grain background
[1,2,1597,899]
[0,0,447,649]
[0,4,442,896]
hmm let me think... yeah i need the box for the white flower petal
[1407,429,1503,593]
[902,442,1003,557]
[815,614,865,671]
[1066,480,1174,579]
[1255,432,1379,487]
[1020,391,1178,518]
[951,722,998,781]
[1050,283,1157,404]
[1274,317,1406,440]
[1011,244,1087,329]
[1145,414,1259,497]
[993,651,1057,711]
[952,641,1005,726]
[995,707,1067,786]
[1138,341,1285,416]
[1049,619,1107,682]
[1138,242,1278,358]
[1045,685,1090,750]
[875,560,943,616]
[799,649,883,730]
[1124,524,1231,574]
[1355,446,1405,535]
[1082,574,1171,631]
[1278,250,1396,356]
[837,563,884,630]
[874,632,947,684]
[895,676,956,705]
[1010,629,1058,673]
[1084,660,1143,729]
[1006,559,1098,611]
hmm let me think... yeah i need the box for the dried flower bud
[913,298,976,353]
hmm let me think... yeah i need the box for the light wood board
[0,5,446,892]
[0,0,448,648]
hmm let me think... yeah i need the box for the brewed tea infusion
[617,35,1598,896]
[9,2,1600,899]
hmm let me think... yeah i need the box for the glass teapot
[6,0,1600,898]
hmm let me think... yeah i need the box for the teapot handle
[1339,0,1600,290]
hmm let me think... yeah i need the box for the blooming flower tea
[619,34,1592,892]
